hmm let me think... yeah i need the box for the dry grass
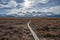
[0,18,60,40]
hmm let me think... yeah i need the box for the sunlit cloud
[23,0,31,8]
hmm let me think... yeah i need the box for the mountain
[47,14,60,18]
[0,12,60,18]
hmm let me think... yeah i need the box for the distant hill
[0,12,60,18]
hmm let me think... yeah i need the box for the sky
[0,0,60,16]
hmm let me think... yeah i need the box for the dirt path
[27,21,40,40]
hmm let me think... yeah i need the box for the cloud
[0,0,10,5]
[15,0,24,3]
[0,0,17,8]
[0,0,18,15]
[38,6,60,13]
[0,0,60,16]
[34,0,49,4]
[28,0,49,3]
